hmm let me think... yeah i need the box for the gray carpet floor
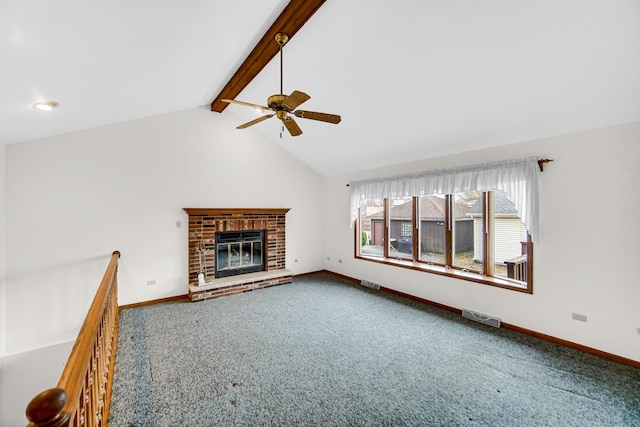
[109,272,640,426]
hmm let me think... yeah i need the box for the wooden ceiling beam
[210,0,326,113]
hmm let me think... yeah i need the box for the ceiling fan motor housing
[268,94,287,110]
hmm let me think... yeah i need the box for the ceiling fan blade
[222,99,270,111]
[237,114,275,129]
[293,110,342,124]
[282,116,303,137]
[282,90,310,111]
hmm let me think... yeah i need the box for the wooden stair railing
[25,251,121,427]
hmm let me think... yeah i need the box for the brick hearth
[187,269,292,302]
[183,208,291,302]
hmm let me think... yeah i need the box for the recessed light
[33,101,59,111]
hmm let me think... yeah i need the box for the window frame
[355,191,533,294]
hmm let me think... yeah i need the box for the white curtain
[349,157,541,243]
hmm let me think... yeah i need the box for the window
[491,190,529,283]
[418,195,446,265]
[452,191,482,273]
[389,197,413,260]
[356,191,532,292]
[359,198,384,258]
[350,157,540,292]
[400,222,412,237]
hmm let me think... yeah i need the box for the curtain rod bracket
[538,158,553,172]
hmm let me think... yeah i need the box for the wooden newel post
[25,388,70,427]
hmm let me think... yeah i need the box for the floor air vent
[462,309,501,328]
[360,279,380,290]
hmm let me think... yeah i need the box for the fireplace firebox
[215,230,265,278]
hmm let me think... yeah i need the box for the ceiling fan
[222,33,341,137]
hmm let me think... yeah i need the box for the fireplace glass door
[215,230,265,278]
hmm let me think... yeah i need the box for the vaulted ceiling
[2,1,639,176]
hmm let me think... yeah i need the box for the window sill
[355,255,532,294]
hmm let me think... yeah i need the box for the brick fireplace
[183,208,292,302]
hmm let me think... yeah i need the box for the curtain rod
[345,158,554,186]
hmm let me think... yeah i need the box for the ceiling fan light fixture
[32,101,59,111]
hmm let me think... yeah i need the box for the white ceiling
[2,1,639,176]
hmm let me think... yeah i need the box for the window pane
[360,198,385,258]
[418,195,447,265]
[389,197,413,260]
[453,191,482,271]
[492,191,529,282]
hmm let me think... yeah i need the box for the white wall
[0,143,7,360]
[6,114,639,362]
[323,122,640,362]
[5,107,324,355]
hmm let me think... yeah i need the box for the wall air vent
[462,309,501,328]
[360,279,380,290]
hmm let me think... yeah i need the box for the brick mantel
[183,208,291,300]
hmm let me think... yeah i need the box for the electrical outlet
[326,257,331,261]
[146,280,156,286]
[294,259,298,263]
[338,259,343,263]
[176,220,182,228]
[571,312,587,322]
[637,327,640,336]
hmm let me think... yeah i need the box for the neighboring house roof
[367,196,468,220]
[467,191,519,216]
